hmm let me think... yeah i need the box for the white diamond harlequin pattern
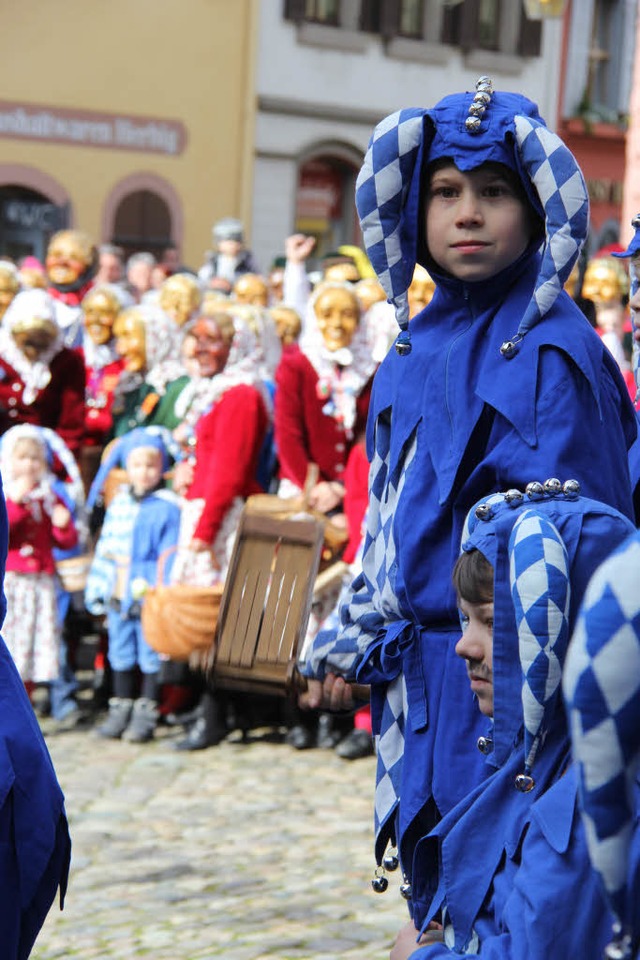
[509,510,570,773]
[563,533,640,931]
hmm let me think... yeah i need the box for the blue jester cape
[306,242,638,882]
[0,483,71,958]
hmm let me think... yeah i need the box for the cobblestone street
[32,721,404,959]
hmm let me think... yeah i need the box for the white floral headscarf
[0,289,65,404]
[299,280,377,436]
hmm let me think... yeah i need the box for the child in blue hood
[302,79,637,902]
[85,428,181,743]
[391,483,635,960]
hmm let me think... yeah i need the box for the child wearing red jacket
[0,425,78,692]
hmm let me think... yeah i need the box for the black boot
[174,690,228,751]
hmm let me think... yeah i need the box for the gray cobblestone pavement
[32,718,406,959]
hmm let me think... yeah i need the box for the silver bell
[562,479,581,499]
[473,91,491,106]
[477,735,493,755]
[604,928,634,960]
[399,879,413,900]
[395,340,411,357]
[383,850,399,872]
[525,481,544,500]
[544,478,562,496]
[504,488,524,504]
[500,339,517,358]
[468,102,486,116]
[465,116,482,133]
[474,503,493,521]
[372,870,389,893]
[515,773,535,793]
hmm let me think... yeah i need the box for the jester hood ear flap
[355,108,434,356]
[500,116,590,359]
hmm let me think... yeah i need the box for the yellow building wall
[0,0,258,268]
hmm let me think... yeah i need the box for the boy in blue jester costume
[390,482,635,960]
[85,427,181,743]
[564,529,640,960]
[302,78,637,901]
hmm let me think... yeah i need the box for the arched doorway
[112,190,171,259]
[102,172,183,261]
[0,185,70,263]
[294,150,361,264]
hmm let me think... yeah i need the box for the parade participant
[169,308,270,751]
[158,272,202,329]
[581,255,633,397]
[198,217,260,294]
[268,256,286,304]
[125,252,156,303]
[109,303,184,438]
[0,425,78,692]
[0,261,20,321]
[0,289,85,455]
[45,229,98,346]
[94,244,125,286]
[564,529,640,960]
[355,276,387,315]
[80,286,129,445]
[0,462,71,955]
[85,428,181,743]
[390,484,635,960]
[274,280,375,514]
[302,78,637,900]
[270,304,302,347]
[170,308,269,587]
[17,255,47,290]
[233,272,270,308]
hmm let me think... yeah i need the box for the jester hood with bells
[356,77,589,357]
[409,482,635,953]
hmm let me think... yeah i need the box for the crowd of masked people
[0,216,424,758]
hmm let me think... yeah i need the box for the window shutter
[458,0,480,53]
[379,0,400,39]
[518,12,542,57]
[360,0,382,32]
[283,0,307,22]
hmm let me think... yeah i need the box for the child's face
[425,163,532,283]
[12,439,46,486]
[455,596,494,717]
[126,447,163,496]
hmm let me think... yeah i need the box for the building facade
[251,0,566,272]
[0,0,259,269]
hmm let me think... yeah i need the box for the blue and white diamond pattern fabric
[355,109,427,334]
[563,531,640,940]
[509,510,570,774]
[513,115,589,340]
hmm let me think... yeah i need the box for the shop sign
[0,199,67,231]
[0,100,187,156]
[297,161,343,220]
